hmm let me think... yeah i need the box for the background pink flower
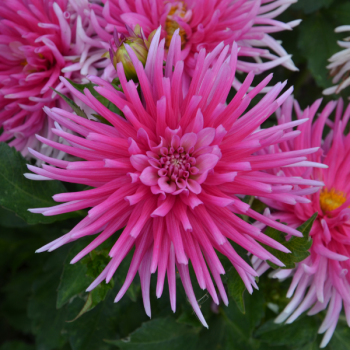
[323,26,350,95]
[84,0,300,86]
[0,0,106,156]
[26,30,321,325]
[253,96,350,348]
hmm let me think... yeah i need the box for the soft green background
[2,0,350,349]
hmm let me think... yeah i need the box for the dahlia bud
[109,25,153,81]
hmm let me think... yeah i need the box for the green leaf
[1,267,36,334]
[106,317,199,350]
[92,114,113,126]
[298,14,340,88]
[219,288,265,350]
[194,286,265,350]
[226,268,247,313]
[177,306,206,328]
[65,79,124,121]
[57,240,113,319]
[329,2,350,25]
[254,316,319,347]
[263,213,317,269]
[292,0,334,14]
[65,289,148,350]
[0,206,28,228]
[225,241,254,313]
[56,241,93,308]
[28,253,70,350]
[65,298,118,350]
[52,88,87,119]
[0,143,76,224]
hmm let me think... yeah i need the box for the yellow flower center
[165,3,187,49]
[319,188,347,213]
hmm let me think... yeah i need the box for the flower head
[0,0,103,155]
[254,97,350,348]
[324,26,350,95]
[109,25,154,81]
[26,30,321,325]
[88,0,299,84]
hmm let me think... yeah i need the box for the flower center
[137,129,219,195]
[319,188,347,213]
[157,146,198,183]
[165,3,188,49]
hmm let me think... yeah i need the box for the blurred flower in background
[86,0,300,88]
[253,96,350,348]
[0,0,105,156]
[324,26,350,95]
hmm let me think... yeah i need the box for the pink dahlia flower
[0,0,106,156]
[26,30,322,325]
[253,97,350,348]
[86,0,299,85]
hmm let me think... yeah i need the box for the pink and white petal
[158,177,177,193]
[187,179,202,194]
[140,166,159,186]
[195,154,219,173]
[180,133,197,152]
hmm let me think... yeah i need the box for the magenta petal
[180,133,197,152]
[158,177,177,193]
[171,134,181,149]
[187,179,202,194]
[195,128,216,149]
[130,154,149,171]
[140,166,159,186]
[195,154,219,173]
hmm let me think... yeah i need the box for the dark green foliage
[226,268,247,313]
[0,143,77,224]
[263,213,317,269]
[65,78,123,123]
[254,316,319,347]
[293,0,334,14]
[52,89,88,119]
[106,318,199,350]
[298,14,339,88]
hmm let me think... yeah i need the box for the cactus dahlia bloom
[87,0,299,84]
[0,0,104,156]
[26,30,322,325]
[253,97,350,348]
[324,26,350,95]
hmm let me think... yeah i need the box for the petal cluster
[87,0,299,83]
[0,0,104,155]
[26,31,321,324]
[254,97,350,348]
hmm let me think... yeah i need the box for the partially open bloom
[253,97,350,348]
[26,30,322,325]
[324,26,350,95]
[109,25,154,81]
[87,0,299,85]
[0,0,105,156]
